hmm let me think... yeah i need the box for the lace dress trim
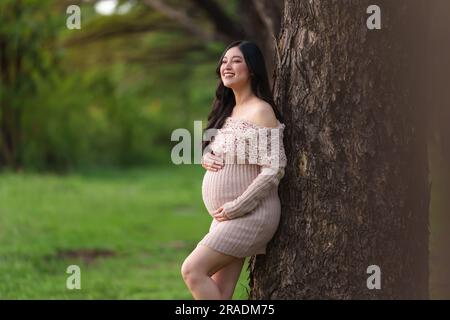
[209,117,287,167]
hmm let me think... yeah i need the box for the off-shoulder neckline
[226,116,285,129]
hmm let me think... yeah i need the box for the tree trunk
[0,103,15,168]
[249,0,430,299]
[0,36,14,169]
[0,36,21,170]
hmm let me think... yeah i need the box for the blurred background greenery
[0,0,227,172]
[0,0,449,299]
[0,0,259,299]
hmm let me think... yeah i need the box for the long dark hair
[202,40,283,152]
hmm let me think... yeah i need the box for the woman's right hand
[201,152,224,171]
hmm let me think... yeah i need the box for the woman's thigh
[183,244,242,277]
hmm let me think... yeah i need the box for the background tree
[0,0,59,170]
[64,0,284,78]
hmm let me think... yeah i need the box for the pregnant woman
[181,40,287,300]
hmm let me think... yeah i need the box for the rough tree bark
[248,0,430,299]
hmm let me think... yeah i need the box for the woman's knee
[181,258,203,284]
[182,245,237,283]
[180,258,192,280]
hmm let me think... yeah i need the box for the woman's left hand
[212,206,230,222]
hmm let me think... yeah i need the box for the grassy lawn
[0,165,250,299]
[1,154,447,299]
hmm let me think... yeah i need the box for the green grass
[0,165,250,299]
[3,152,446,299]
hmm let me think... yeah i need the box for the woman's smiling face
[220,46,251,89]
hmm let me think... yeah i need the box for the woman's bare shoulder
[247,101,278,128]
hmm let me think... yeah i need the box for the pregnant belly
[202,164,260,215]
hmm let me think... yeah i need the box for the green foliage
[0,0,61,96]
[1,0,226,171]
[19,56,218,171]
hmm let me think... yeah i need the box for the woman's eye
[222,60,241,64]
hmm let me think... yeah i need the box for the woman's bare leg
[211,257,245,299]
[181,244,242,300]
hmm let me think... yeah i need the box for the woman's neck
[232,85,255,108]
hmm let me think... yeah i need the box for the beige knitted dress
[198,116,287,258]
